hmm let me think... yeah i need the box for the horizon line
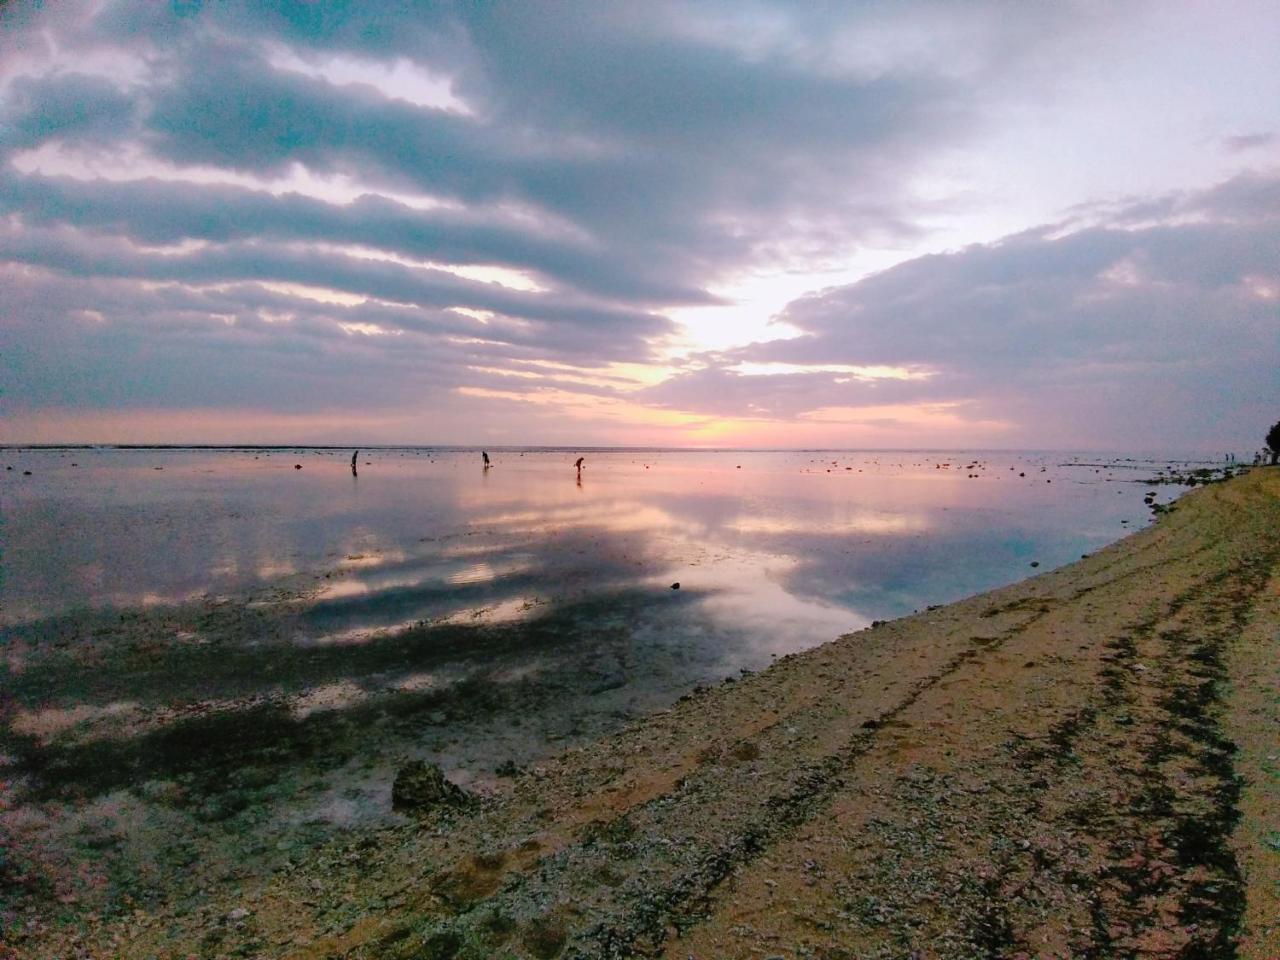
[0,442,1239,459]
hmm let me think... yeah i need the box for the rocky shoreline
[7,469,1279,959]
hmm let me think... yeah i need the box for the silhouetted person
[575,456,584,479]
[482,450,491,469]
[351,450,358,476]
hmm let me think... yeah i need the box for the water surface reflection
[3,446,1191,740]
[4,447,1183,642]
[1,447,1197,917]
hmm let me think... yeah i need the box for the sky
[1,0,1277,451]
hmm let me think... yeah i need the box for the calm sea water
[4,447,1184,647]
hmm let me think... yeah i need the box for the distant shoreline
[0,442,1230,461]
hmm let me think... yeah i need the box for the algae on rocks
[392,761,476,815]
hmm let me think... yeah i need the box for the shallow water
[3,447,1184,630]
[3,447,1197,733]
[1,447,1201,920]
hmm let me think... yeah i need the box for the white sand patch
[290,681,367,719]
[137,589,204,607]
[312,578,370,601]
[314,570,432,602]
[439,595,544,625]
[392,671,442,693]
[255,559,297,579]
[339,550,406,568]
[305,616,428,646]
[12,701,141,745]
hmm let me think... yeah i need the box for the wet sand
[11,468,1279,959]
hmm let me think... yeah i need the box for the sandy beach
[9,467,1278,959]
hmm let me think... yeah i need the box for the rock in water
[392,761,474,814]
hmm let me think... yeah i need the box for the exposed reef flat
[9,470,1279,959]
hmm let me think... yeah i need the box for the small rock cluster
[392,760,476,815]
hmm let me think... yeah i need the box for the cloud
[0,257,676,413]
[1,2,1276,447]
[0,0,1061,287]
[0,170,709,303]
[0,72,138,155]
[1223,132,1274,153]
[644,171,1280,448]
[0,0,1027,440]
[0,219,671,348]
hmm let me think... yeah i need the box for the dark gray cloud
[1223,132,1274,153]
[0,171,709,303]
[1098,169,1280,228]
[127,20,966,279]
[0,72,138,153]
[764,204,1278,373]
[0,264,634,415]
[0,219,669,346]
